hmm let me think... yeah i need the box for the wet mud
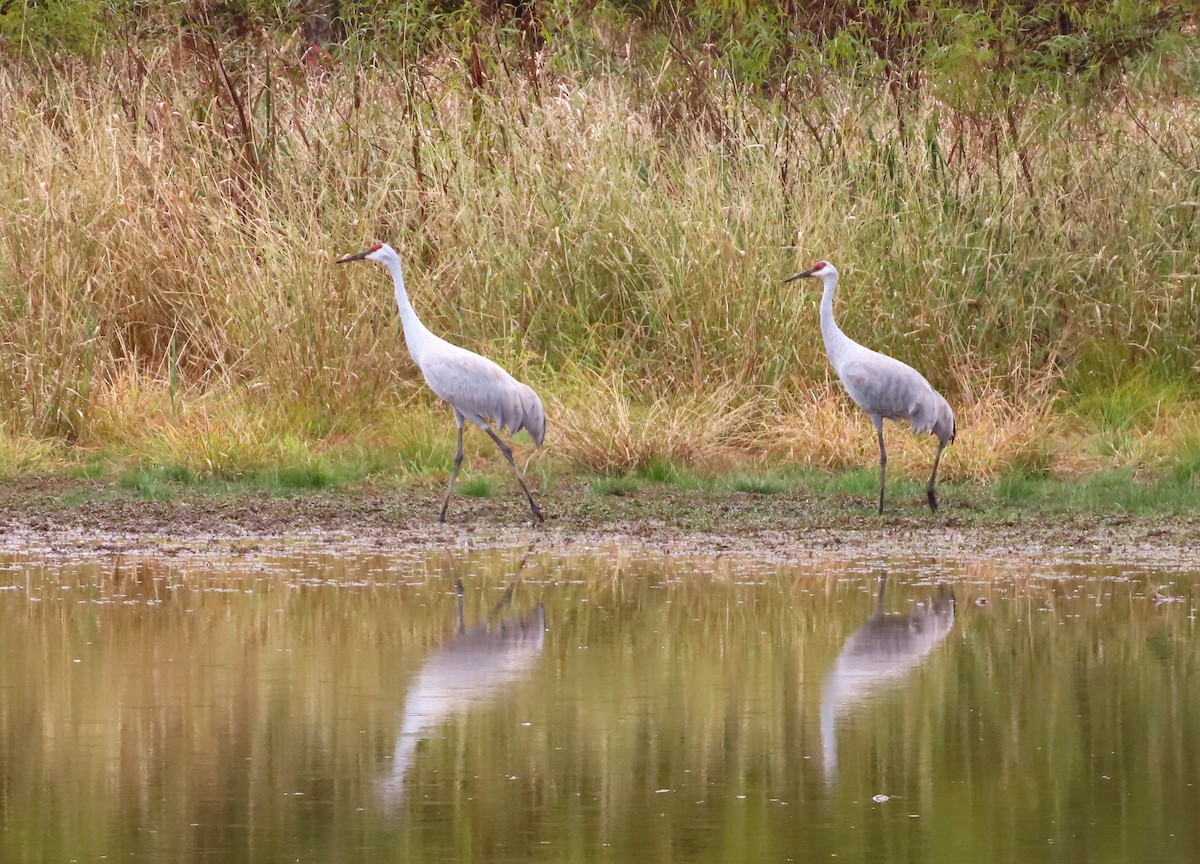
[0,477,1196,567]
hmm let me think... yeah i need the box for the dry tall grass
[0,42,1197,481]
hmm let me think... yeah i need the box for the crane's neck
[382,253,435,362]
[819,272,853,367]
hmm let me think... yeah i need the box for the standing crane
[785,261,955,514]
[337,242,545,523]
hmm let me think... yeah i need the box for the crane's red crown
[812,260,829,270]
[368,242,384,253]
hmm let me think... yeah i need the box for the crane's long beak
[784,265,819,283]
[336,250,371,264]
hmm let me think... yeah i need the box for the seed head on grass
[552,374,756,474]
[0,44,1198,487]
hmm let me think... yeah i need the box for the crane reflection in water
[820,574,956,784]
[379,557,546,809]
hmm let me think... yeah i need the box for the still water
[1,546,1198,863]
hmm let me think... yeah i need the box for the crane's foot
[927,486,939,512]
[529,503,546,525]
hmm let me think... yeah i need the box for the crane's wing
[420,345,546,446]
[840,353,952,440]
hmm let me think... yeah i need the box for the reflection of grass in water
[3,553,1196,864]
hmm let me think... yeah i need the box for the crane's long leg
[484,425,545,524]
[490,581,517,617]
[874,419,887,515]
[873,571,888,617]
[454,574,465,634]
[487,545,533,619]
[927,438,948,513]
[438,412,466,523]
[447,552,466,632]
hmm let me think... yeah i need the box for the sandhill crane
[820,574,955,784]
[337,242,545,523]
[785,261,955,514]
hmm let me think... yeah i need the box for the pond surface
[1,546,1198,863]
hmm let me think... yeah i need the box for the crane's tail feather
[477,379,544,447]
[516,383,546,447]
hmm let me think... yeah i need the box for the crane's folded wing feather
[419,346,545,446]
[839,353,950,438]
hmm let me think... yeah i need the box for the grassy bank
[0,4,1198,503]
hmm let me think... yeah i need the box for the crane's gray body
[338,243,544,521]
[830,345,955,447]
[788,260,955,513]
[414,336,546,447]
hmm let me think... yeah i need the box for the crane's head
[336,242,391,264]
[784,260,837,283]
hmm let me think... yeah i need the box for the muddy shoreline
[0,478,1196,566]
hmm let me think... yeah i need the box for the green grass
[115,453,381,499]
[119,464,197,496]
[638,457,687,485]
[268,464,337,491]
[992,471,1043,506]
[588,457,713,496]
[20,450,1200,519]
[1171,439,1200,486]
[826,469,883,497]
[459,476,495,498]
[725,472,790,495]
[1072,374,1190,432]
[991,468,1200,515]
[62,458,111,480]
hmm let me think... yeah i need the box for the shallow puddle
[1,546,1198,863]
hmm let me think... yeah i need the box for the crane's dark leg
[454,574,465,634]
[438,414,466,523]
[445,550,467,632]
[484,425,544,523]
[488,545,533,618]
[490,581,517,617]
[874,419,887,515]
[927,438,948,513]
